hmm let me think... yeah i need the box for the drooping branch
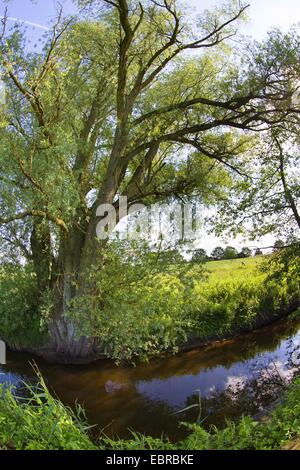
[32,7,73,93]
[274,136,300,229]
[133,94,256,126]
[0,210,68,233]
[0,6,72,145]
[174,137,251,179]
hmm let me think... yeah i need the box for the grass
[0,371,97,450]
[204,256,265,283]
[185,255,279,339]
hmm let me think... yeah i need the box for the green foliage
[0,372,96,450]
[223,246,238,260]
[66,250,299,364]
[189,253,300,340]
[263,243,300,281]
[68,241,205,363]
[0,264,48,348]
[190,278,264,338]
[0,248,297,365]
[213,29,300,241]
[238,247,252,258]
[191,248,208,263]
[211,246,225,260]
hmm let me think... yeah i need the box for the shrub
[67,243,300,363]
[68,241,204,363]
[188,251,300,341]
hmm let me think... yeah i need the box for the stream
[1,314,300,441]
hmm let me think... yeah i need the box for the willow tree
[213,29,300,242]
[0,0,297,361]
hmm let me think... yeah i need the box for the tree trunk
[30,219,52,295]
[31,191,117,363]
[40,222,104,363]
[48,317,101,363]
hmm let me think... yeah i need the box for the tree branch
[0,210,68,232]
[133,93,256,126]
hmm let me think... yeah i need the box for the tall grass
[0,366,96,450]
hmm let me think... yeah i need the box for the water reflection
[0,315,300,441]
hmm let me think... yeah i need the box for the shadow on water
[1,314,300,441]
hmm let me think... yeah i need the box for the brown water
[1,315,300,441]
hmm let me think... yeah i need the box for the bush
[68,241,204,363]
[189,279,263,338]
[67,242,300,363]
[188,251,300,341]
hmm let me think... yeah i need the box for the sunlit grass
[205,256,266,284]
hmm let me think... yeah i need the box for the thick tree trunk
[39,222,104,363]
[30,219,52,295]
[30,194,115,362]
[47,317,101,363]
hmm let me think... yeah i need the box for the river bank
[10,298,299,366]
[181,301,300,354]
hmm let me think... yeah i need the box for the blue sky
[2,0,300,39]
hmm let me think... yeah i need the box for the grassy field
[184,253,299,344]
[205,256,265,283]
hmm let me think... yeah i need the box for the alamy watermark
[0,340,6,365]
[0,77,6,106]
[96,197,201,241]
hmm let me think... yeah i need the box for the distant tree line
[191,239,288,263]
[191,246,260,263]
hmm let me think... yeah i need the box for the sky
[2,0,298,252]
[2,0,300,38]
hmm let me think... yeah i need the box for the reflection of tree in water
[180,354,300,430]
[286,338,300,369]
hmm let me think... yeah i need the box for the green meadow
[205,256,265,283]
